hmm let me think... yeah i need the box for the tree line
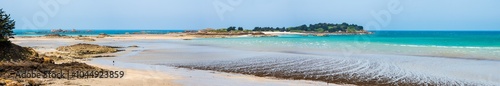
[221,23,364,33]
[252,23,363,33]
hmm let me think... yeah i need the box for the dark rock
[128,45,139,47]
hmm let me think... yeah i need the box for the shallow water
[173,54,500,85]
[95,39,500,85]
[177,31,500,60]
[12,32,500,85]
[14,30,184,36]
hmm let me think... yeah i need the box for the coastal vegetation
[182,22,369,38]
[252,23,364,33]
[0,43,118,85]
[0,43,37,61]
[0,9,15,42]
[197,22,364,33]
[187,22,367,38]
[0,8,115,85]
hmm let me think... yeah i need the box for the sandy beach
[8,33,500,85]
[46,64,179,86]
[3,0,500,85]
[10,34,346,86]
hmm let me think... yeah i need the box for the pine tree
[237,27,243,31]
[0,9,16,42]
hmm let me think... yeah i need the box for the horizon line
[13,29,500,31]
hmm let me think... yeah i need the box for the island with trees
[253,22,364,33]
[187,22,371,37]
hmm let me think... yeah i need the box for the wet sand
[11,34,500,85]
[97,35,499,85]
[47,64,179,86]
[116,41,500,85]
[11,35,345,86]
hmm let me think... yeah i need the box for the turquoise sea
[14,30,498,85]
[165,31,500,85]
[14,30,500,60]
[13,29,184,36]
[182,31,500,60]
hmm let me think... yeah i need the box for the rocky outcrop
[0,61,103,85]
[0,42,103,86]
[45,34,62,37]
[56,43,118,55]
[128,45,139,48]
[96,33,111,38]
[0,42,37,61]
[44,34,73,38]
[75,37,96,41]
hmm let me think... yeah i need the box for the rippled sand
[87,38,500,85]
[11,35,348,86]
[174,55,498,85]
[11,35,500,85]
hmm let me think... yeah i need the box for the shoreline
[46,62,180,86]
[9,34,347,86]
[9,33,500,85]
[85,57,345,86]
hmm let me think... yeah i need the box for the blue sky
[1,0,499,30]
